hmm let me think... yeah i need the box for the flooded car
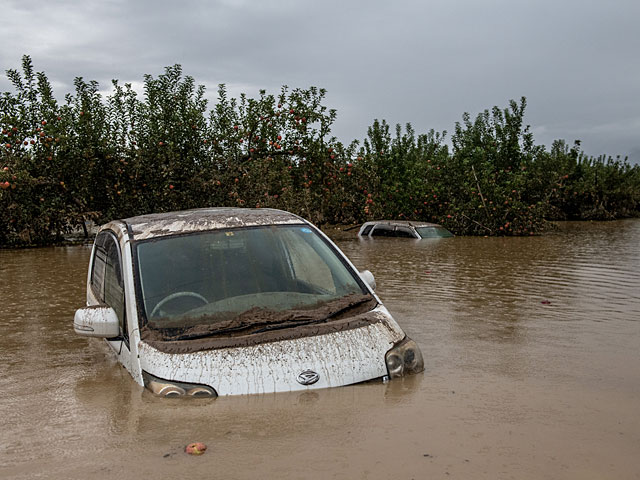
[358,220,453,239]
[73,208,423,397]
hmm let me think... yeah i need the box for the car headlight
[385,337,424,379]
[142,371,218,398]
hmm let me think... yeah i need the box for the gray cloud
[2,0,639,163]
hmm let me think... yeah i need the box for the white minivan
[74,208,423,397]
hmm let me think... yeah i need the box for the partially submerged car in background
[358,220,453,239]
[74,208,423,397]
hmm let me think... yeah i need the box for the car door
[89,230,133,371]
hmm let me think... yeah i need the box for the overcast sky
[2,0,639,163]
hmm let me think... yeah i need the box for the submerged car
[358,220,453,239]
[74,208,423,397]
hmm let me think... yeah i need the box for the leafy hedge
[1,56,638,246]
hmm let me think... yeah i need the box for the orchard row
[1,56,638,246]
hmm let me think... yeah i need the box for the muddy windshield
[135,225,371,335]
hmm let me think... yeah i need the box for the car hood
[137,305,405,395]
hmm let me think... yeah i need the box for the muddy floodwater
[1,220,639,479]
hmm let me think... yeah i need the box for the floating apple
[185,442,207,455]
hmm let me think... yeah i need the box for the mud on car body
[74,208,423,397]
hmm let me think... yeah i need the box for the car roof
[362,220,442,228]
[118,207,306,241]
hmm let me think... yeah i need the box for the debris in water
[541,300,551,305]
[185,442,207,455]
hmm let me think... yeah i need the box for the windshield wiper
[163,294,376,340]
[168,314,318,341]
[252,296,376,334]
[325,296,375,320]
[252,317,325,334]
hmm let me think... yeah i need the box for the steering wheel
[150,291,209,318]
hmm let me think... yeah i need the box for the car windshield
[415,226,454,238]
[135,225,368,332]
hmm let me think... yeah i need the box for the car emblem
[297,369,320,385]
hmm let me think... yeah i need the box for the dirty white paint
[125,207,305,241]
[73,305,120,337]
[138,308,405,396]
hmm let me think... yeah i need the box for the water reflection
[339,220,640,383]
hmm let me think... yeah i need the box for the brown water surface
[1,220,639,479]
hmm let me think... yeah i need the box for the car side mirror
[74,305,120,338]
[360,270,376,291]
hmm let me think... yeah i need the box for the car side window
[370,225,395,237]
[360,224,373,236]
[91,231,127,339]
[394,226,416,238]
[91,234,107,298]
